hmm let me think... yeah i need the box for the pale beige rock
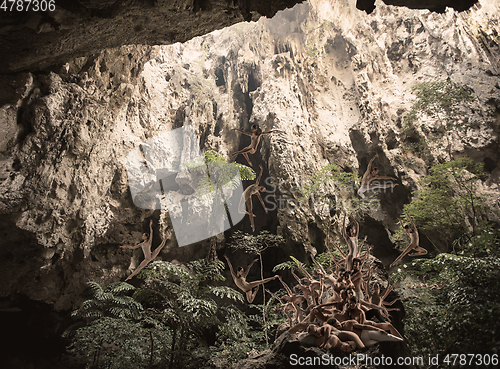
[0,0,499,309]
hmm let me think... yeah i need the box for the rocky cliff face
[1,0,499,316]
[0,0,479,73]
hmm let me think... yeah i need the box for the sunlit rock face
[0,0,478,73]
[0,0,306,73]
[0,0,499,310]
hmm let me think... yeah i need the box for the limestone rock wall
[0,1,479,73]
[0,0,499,310]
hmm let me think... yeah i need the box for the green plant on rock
[392,254,500,359]
[400,158,490,251]
[228,230,284,345]
[402,79,475,156]
[297,163,368,248]
[186,150,256,197]
[298,164,359,208]
[185,150,256,258]
[400,119,433,162]
[297,164,367,259]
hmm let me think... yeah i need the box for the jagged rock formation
[1,0,499,312]
[1,3,500,367]
[0,0,479,73]
[0,0,305,73]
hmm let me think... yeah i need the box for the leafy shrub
[393,254,500,358]
[400,158,490,251]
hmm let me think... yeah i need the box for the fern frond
[106,282,136,295]
[220,306,247,324]
[234,163,256,181]
[161,307,181,324]
[132,288,162,303]
[179,292,217,320]
[189,259,225,281]
[141,261,191,281]
[207,286,244,302]
[272,261,296,272]
[77,308,104,319]
[87,281,106,301]
[247,314,264,325]
[289,255,302,267]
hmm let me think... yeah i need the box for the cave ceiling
[0,0,479,73]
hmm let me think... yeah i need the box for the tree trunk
[168,330,177,369]
[259,253,269,346]
[149,331,154,369]
[206,236,218,261]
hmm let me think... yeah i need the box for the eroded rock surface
[0,0,499,313]
[0,0,480,73]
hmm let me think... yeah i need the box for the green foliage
[391,227,412,252]
[229,230,285,255]
[207,292,288,368]
[186,258,227,282]
[137,259,243,327]
[271,255,317,276]
[271,252,345,276]
[452,222,500,257]
[400,120,433,161]
[406,80,475,131]
[402,79,475,157]
[315,251,339,270]
[72,281,143,321]
[228,230,286,348]
[248,297,287,344]
[401,158,490,249]
[305,45,321,59]
[66,317,170,369]
[392,254,500,357]
[208,304,268,368]
[391,157,499,361]
[298,164,359,205]
[289,255,303,269]
[272,260,297,273]
[136,259,251,368]
[185,150,256,197]
[66,259,255,369]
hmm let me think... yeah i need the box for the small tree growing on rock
[228,230,285,345]
[402,79,475,158]
[396,158,490,252]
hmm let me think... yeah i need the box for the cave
[1,0,499,368]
